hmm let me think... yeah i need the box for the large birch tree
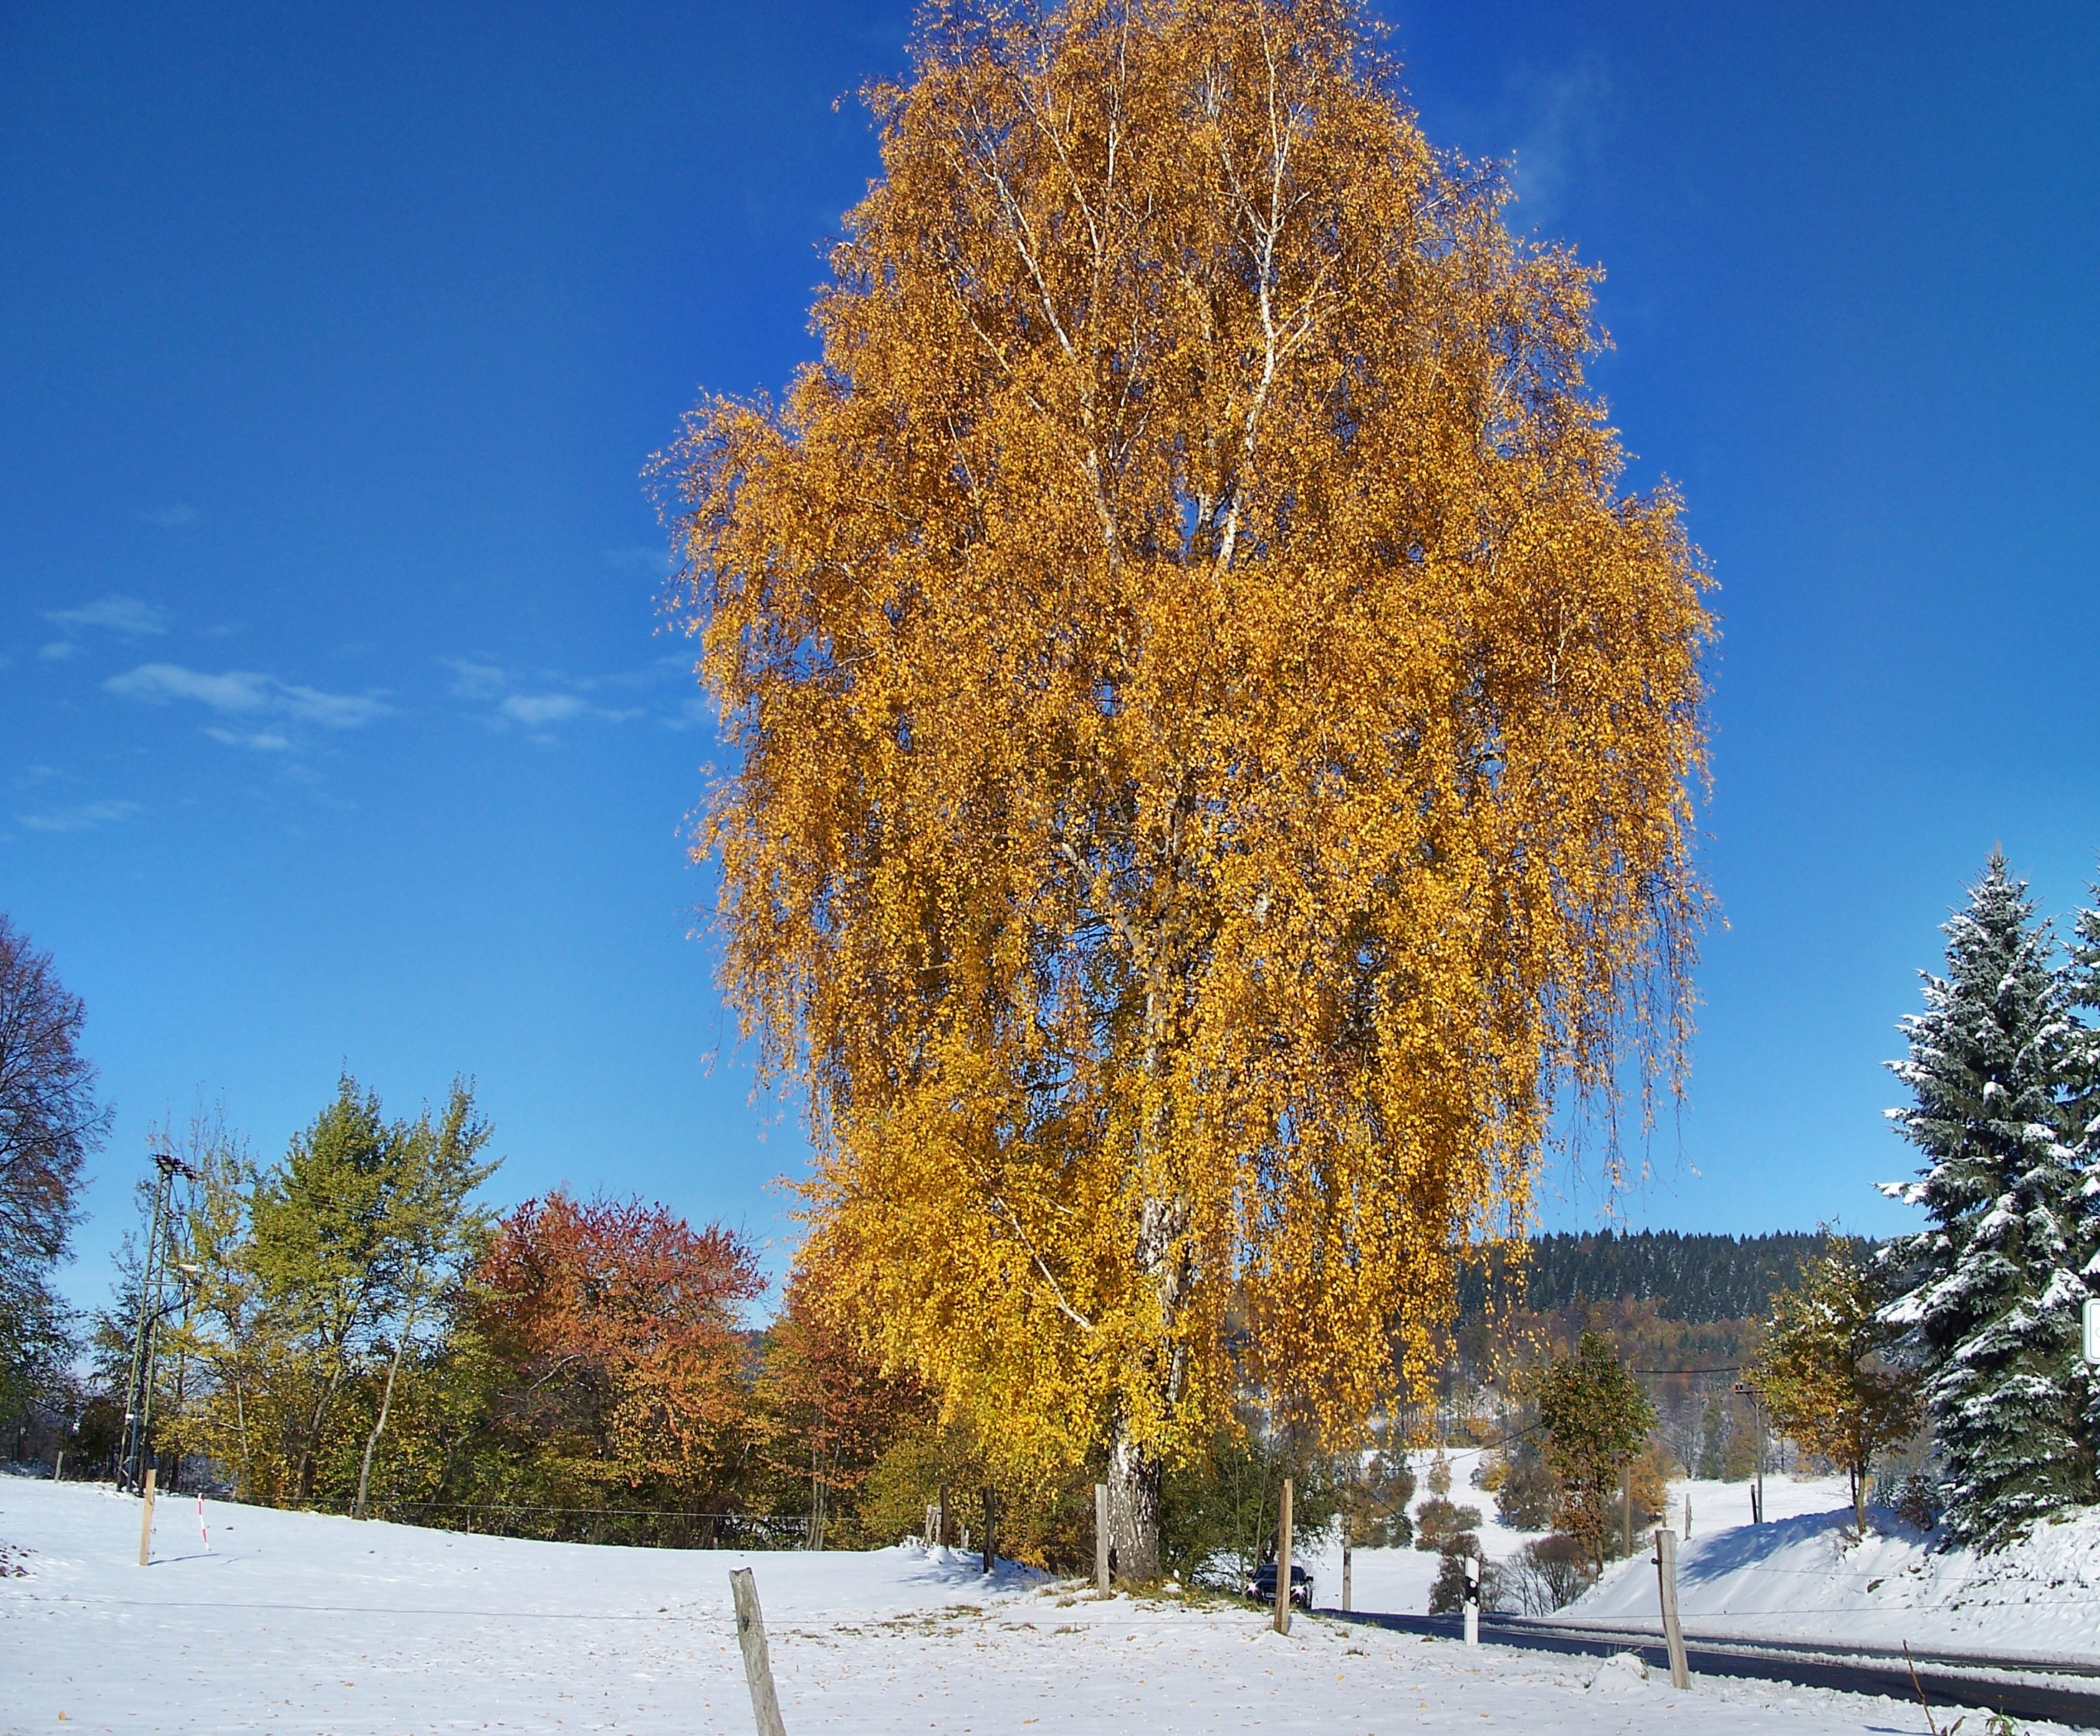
[666,0,1710,1576]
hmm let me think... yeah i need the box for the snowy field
[1571,1470,2100,1661]
[2,1474,2079,1736]
[1293,1447,1553,1616]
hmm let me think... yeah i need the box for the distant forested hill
[1457,1230,1855,1323]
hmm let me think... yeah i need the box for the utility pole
[1732,1380,1765,1525]
[118,1150,197,1492]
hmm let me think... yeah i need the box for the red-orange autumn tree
[665,0,1710,1576]
[474,1192,763,1503]
[754,1265,932,1545]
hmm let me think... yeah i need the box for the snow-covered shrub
[1886,1469,1944,1534]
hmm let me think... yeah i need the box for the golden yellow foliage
[663,0,1710,1573]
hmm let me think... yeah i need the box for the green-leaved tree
[1753,1233,1918,1539]
[246,1075,495,1506]
[1533,1329,1656,1574]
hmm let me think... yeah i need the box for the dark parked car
[1245,1563,1314,1609]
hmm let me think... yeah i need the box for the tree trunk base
[1108,1432,1162,1585]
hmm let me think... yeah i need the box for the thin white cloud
[500,692,589,726]
[451,657,643,732]
[105,663,392,735]
[107,664,272,711]
[604,545,675,573]
[277,682,390,728]
[444,658,509,701]
[43,595,171,638]
[39,641,82,661]
[1506,60,1614,231]
[17,799,143,833]
[140,504,201,528]
[203,726,292,752]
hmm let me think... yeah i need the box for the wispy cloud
[105,662,392,741]
[444,658,509,702]
[1505,59,1614,233]
[17,798,143,833]
[140,504,201,529]
[499,692,590,726]
[43,594,171,638]
[604,545,676,574]
[665,694,716,732]
[446,656,643,735]
[203,726,292,752]
[39,641,82,661]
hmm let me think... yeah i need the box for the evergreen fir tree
[1878,854,2091,1548]
[2063,887,2100,1180]
[2065,883,2100,1445]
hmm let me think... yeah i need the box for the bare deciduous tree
[0,914,111,1403]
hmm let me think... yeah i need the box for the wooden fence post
[1653,1528,1689,1689]
[1273,1477,1293,1636]
[1341,1508,1352,1613]
[981,1487,994,1575]
[53,1451,64,1482]
[137,1466,157,1566]
[1094,1482,1111,1595]
[729,1568,790,1736]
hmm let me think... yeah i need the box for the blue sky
[4,1,2096,1313]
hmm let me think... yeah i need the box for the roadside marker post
[1273,1477,1293,1636]
[1094,1482,1111,1594]
[137,1467,157,1566]
[2083,1296,2100,1364]
[1462,1555,1479,1647]
[1653,1527,1689,1689]
[729,1568,789,1736]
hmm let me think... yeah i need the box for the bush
[1414,1496,1482,1553]
[1886,1469,1944,1534]
[1427,1534,1483,1613]
[1500,1533,1593,1614]
[1353,1450,1415,1547]
[1495,1440,1558,1530]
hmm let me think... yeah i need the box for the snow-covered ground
[1323,1451,2100,1664]
[1569,1472,2100,1661]
[2,1473,2072,1735]
[1294,1447,1549,1617]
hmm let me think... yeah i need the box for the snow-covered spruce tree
[2065,884,2100,1447]
[1878,854,2092,1548]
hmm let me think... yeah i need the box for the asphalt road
[1325,1607,2100,1730]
